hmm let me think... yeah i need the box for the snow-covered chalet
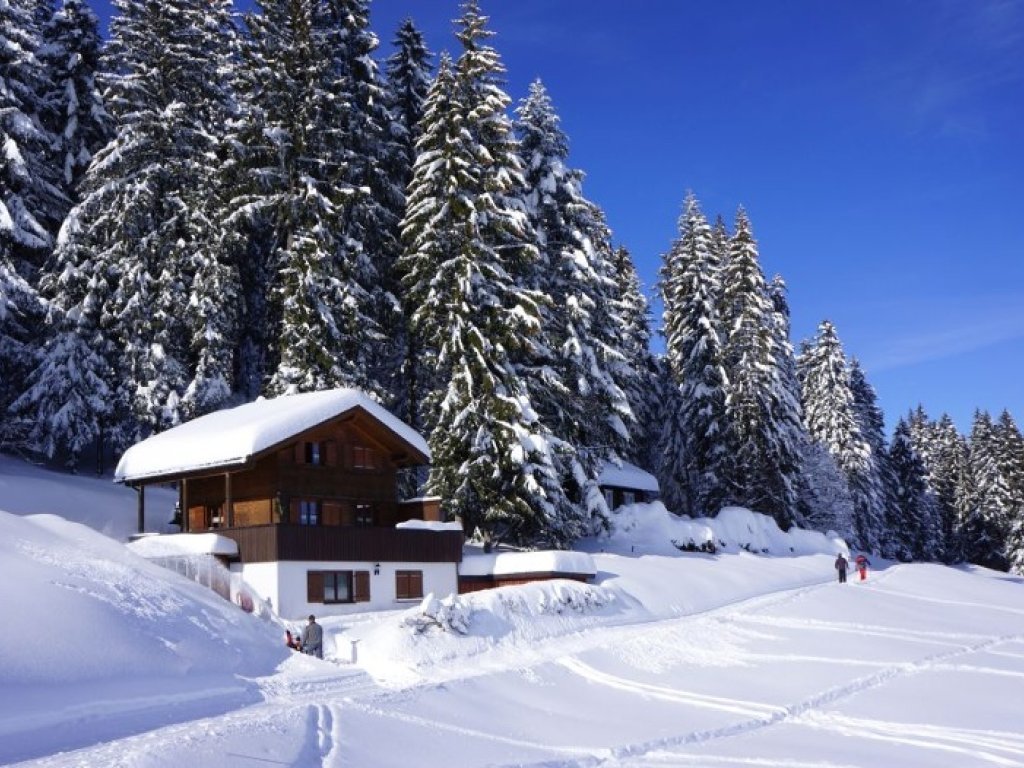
[115,389,463,618]
[597,460,660,509]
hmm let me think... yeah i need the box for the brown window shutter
[294,442,304,464]
[307,571,324,603]
[325,440,337,467]
[322,502,342,526]
[354,571,370,602]
[395,571,409,599]
[412,571,423,598]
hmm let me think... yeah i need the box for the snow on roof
[126,533,239,558]
[460,550,597,578]
[395,520,463,532]
[115,389,428,483]
[597,460,660,493]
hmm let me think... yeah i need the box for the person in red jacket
[855,554,871,581]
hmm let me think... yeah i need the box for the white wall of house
[233,560,459,620]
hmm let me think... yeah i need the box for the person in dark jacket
[302,614,323,659]
[835,553,848,583]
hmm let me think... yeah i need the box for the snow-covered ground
[3,455,1024,767]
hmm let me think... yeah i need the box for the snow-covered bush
[402,593,470,635]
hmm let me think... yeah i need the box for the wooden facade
[167,407,432,537]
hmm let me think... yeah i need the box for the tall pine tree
[399,6,566,548]
[798,320,871,547]
[720,208,802,526]
[658,192,730,515]
[515,78,633,528]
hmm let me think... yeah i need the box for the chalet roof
[114,389,429,484]
[597,460,660,493]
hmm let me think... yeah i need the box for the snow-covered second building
[116,389,463,619]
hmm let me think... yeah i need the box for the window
[623,491,636,506]
[299,499,320,526]
[323,571,352,603]
[353,445,375,469]
[307,571,370,604]
[354,504,374,527]
[305,441,323,465]
[396,570,424,600]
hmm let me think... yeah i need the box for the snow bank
[0,453,177,539]
[460,548,597,577]
[595,501,848,557]
[0,510,286,763]
[115,388,427,482]
[350,579,629,686]
[128,532,239,557]
[394,519,463,532]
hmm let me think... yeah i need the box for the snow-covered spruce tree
[888,416,941,560]
[658,191,731,516]
[383,17,433,426]
[36,0,111,202]
[921,414,974,563]
[0,0,67,275]
[514,78,634,526]
[321,0,404,404]
[0,255,45,426]
[965,410,1012,570]
[612,244,659,471]
[231,0,377,398]
[720,208,802,527]
[798,320,870,548]
[50,0,240,443]
[997,410,1024,499]
[766,274,812,527]
[1002,411,1024,574]
[848,358,895,557]
[384,17,433,186]
[399,14,567,548]
[798,440,855,539]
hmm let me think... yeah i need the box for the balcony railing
[215,524,463,564]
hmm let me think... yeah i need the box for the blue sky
[91,0,1024,434]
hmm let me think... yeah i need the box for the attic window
[353,445,375,469]
[305,441,323,465]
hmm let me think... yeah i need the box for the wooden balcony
[214,524,463,564]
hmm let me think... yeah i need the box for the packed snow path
[12,563,1024,768]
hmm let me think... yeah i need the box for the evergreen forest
[2,0,1022,571]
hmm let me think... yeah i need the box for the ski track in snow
[524,629,1024,767]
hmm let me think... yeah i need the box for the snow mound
[596,501,848,557]
[0,511,286,762]
[352,579,629,686]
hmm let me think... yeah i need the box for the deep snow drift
[2,456,1024,767]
